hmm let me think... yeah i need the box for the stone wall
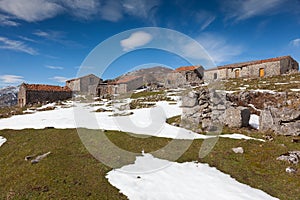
[280,57,299,74]
[18,85,27,107]
[125,76,144,92]
[21,90,72,106]
[66,79,80,92]
[79,74,101,95]
[180,88,250,133]
[165,68,203,88]
[260,107,300,136]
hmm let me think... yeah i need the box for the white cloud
[0,0,63,22]
[223,0,286,21]
[196,33,243,64]
[50,76,68,83]
[0,75,24,84]
[46,65,64,70]
[100,1,123,22]
[0,36,38,55]
[290,38,300,47]
[0,14,19,26]
[120,31,153,51]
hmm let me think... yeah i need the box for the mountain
[0,86,19,107]
[117,66,174,84]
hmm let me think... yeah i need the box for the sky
[0,0,300,87]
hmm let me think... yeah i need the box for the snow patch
[249,114,260,130]
[106,154,278,200]
[0,136,7,147]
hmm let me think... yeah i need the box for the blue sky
[0,0,300,87]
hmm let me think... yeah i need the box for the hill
[0,86,18,107]
[117,66,173,85]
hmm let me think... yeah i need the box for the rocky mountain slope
[0,86,18,107]
[117,66,173,85]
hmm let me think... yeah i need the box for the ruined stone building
[18,83,72,107]
[66,74,101,95]
[204,56,299,82]
[165,65,204,88]
[97,75,143,97]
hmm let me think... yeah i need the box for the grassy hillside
[0,129,299,199]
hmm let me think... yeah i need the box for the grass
[222,72,300,92]
[130,90,164,99]
[0,128,299,199]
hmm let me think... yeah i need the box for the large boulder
[260,107,300,136]
[181,91,198,107]
[224,106,250,128]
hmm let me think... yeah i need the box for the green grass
[0,128,299,199]
[130,90,164,99]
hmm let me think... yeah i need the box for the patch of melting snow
[106,153,278,200]
[249,114,260,130]
[0,136,7,147]
[253,89,276,94]
[290,88,300,92]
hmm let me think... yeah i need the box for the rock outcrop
[260,107,300,136]
[181,88,251,133]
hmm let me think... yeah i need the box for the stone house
[165,65,204,88]
[204,56,299,82]
[97,76,143,97]
[66,74,101,95]
[18,83,72,107]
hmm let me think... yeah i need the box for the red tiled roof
[115,76,142,84]
[175,66,199,72]
[23,84,71,92]
[218,56,292,70]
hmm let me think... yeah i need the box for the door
[259,68,265,77]
[235,69,240,78]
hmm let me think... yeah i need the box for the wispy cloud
[0,0,63,22]
[46,65,64,70]
[50,76,69,83]
[196,33,243,64]
[290,38,300,47]
[0,74,24,84]
[0,14,19,26]
[0,0,161,24]
[62,0,100,20]
[0,36,38,55]
[120,31,153,51]
[222,0,287,22]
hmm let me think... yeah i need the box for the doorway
[235,69,240,78]
[259,68,265,77]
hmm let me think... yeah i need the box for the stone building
[97,76,143,97]
[66,74,101,95]
[18,83,72,107]
[165,65,204,88]
[204,56,299,82]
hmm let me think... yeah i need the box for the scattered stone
[277,151,300,164]
[24,155,35,161]
[31,152,51,164]
[232,147,244,154]
[286,167,297,174]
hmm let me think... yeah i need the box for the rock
[224,106,250,128]
[286,167,297,174]
[232,147,244,154]
[182,95,198,107]
[260,107,300,136]
[277,151,300,164]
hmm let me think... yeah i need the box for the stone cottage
[97,75,143,97]
[165,65,204,88]
[204,56,299,82]
[66,74,101,95]
[18,83,72,107]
